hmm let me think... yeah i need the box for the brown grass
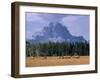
[26,56,89,67]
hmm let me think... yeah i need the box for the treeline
[26,41,89,57]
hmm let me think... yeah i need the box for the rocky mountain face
[27,22,86,43]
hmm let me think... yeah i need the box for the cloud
[38,13,67,23]
[26,12,45,22]
[61,15,90,40]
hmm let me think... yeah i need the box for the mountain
[27,22,86,43]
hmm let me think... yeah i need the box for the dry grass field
[26,56,89,67]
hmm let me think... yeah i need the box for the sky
[25,12,90,41]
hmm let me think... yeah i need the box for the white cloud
[26,13,45,22]
[61,15,89,40]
